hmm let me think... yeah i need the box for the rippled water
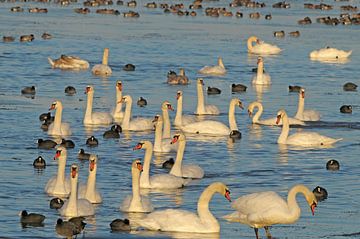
[0,0,360,238]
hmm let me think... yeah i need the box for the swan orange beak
[90,160,95,171]
[171,135,179,144]
[248,110,252,117]
[133,143,143,150]
[137,162,143,172]
[301,91,305,99]
[152,115,159,123]
[118,97,125,104]
[167,104,174,111]
[311,202,317,216]
[54,150,61,160]
[117,83,122,91]
[84,86,91,94]
[276,115,281,125]
[225,189,231,202]
[176,92,181,100]
[238,103,244,110]
[71,167,77,178]
[49,103,56,111]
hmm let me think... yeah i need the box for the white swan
[161,101,174,139]
[174,91,198,127]
[44,146,71,197]
[153,115,178,153]
[83,85,113,126]
[198,57,227,76]
[79,154,102,204]
[48,55,89,70]
[120,159,154,213]
[294,88,320,121]
[247,36,281,55]
[251,57,271,85]
[47,101,72,136]
[59,164,95,217]
[134,182,231,233]
[133,141,190,189]
[223,184,317,239]
[310,47,352,60]
[120,95,154,131]
[182,98,243,136]
[91,48,112,76]
[276,109,342,146]
[112,80,124,122]
[195,78,220,115]
[248,101,305,126]
[169,133,204,179]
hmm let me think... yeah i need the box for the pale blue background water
[0,0,359,238]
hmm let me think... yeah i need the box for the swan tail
[48,57,55,68]
[345,50,352,57]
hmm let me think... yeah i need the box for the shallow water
[0,0,360,238]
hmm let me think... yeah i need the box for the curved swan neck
[218,58,224,68]
[196,81,205,114]
[130,166,141,208]
[197,183,222,228]
[170,139,185,177]
[286,185,311,222]
[162,107,171,139]
[252,102,263,123]
[278,112,290,144]
[102,48,109,65]
[295,92,304,118]
[53,103,63,132]
[122,97,132,130]
[85,91,93,119]
[247,36,256,52]
[153,120,163,151]
[228,100,238,131]
[174,95,183,126]
[140,143,153,187]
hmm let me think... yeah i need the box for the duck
[310,47,352,60]
[64,86,76,95]
[20,34,34,42]
[48,55,89,70]
[313,186,328,201]
[74,7,90,14]
[84,86,113,125]
[47,101,72,136]
[37,138,57,149]
[167,68,189,85]
[174,90,198,127]
[288,85,302,92]
[50,197,64,209]
[112,80,124,122]
[55,218,84,238]
[247,36,281,55]
[79,155,102,204]
[223,184,317,239]
[45,146,71,197]
[340,105,352,113]
[133,182,231,233]
[273,30,285,37]
[78,149,91,160]
[41,32,52,40]
[120,159,153,213]
[198,57,227,75]
[195,78,220,115]
[289,31,300,37]
[326,159,340,171]
[152,115,177,153]
[33,156,46,169]
[91,48,112,76]
[59,164,95,217]
[276,109,342,146]
[207,87,221,95]
[252,57,271,85]
[20,210,45,225]
[343,82,357,91]
[60,139,75,148]
[110,219,131,231]
[137,97,147,107]
[232,83,247,93]
[86,136,99,146]
[21,86,36,95]
[3,36,15,42]
[103,124,122,138]
[123,63,135,71]
[294,88,320,121]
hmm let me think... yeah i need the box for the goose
[294,88,320,121]
[134,182,231,233]
[84,86,113,126]
[326,159,339,171]
[169,133,204,179]
[247,101,305,126]
[20,210,45,224]
[91,48,112,76]
[48,55,89,70]
[174,90,198,127]
[247,36,281,55]
[161,101,174,139]
[153,115,177,153]
[223,184,317,239]
[79,155,102,204]
[252,57,271,85]
[276,109,342,146]
[48,101,72,136]
[119,95,154,131]
[198,57,227,76]
[112,80,124,122]
[59,164,95,217]
[133,141,190,189]
[182,98,243,136]
[45,146,71,197]
[120,159,154,213]
[310,47,352,60]
[195,78,220,115]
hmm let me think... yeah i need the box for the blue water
[0,0,360,238]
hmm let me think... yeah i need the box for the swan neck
[218,58,224,68]
[68,174,78,214]
[174,96,183,126]
[140,144,153,187]
[295,93,304,118]
[122,98,132,130]
[257,61,264,79]
[114,89,122,113]
[162,108,171,139]
[196,82,205,114]
[170,139,185,177]
[247,37,255,51]
[85,92,93,119]
[278,113,290,144]
[252,102,263,123]
[130,167,141,208]
[153,121,163,152]
[56,156,66,186]
[53,104,63,132]
[197,184,220,228]
[228,100,238,131]
[85,166,97,198]
[102,48,109,65]
[286,185,310,222]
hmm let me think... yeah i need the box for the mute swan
[134,182,231,233]
[133,141,190,189]
[91,48,112,76]
[195,78,220,115]
[120,95,154,131]
[198,57,227,76]
[182,98,243,136]
[60,164,95,217]
[45,146,71,197]
[84,86,113,125]
[120,159,154,213]
[223,184,317,239]
[153,115,177,153]
[247,101,305,126]
[174,91,198,127]
[276,109,342,146]
[170,133,204,179]
[48,101,72,136]
[161,101,174,139]
[48,55,89,70]
[310,47,352,60]
[112,80,124,122]
[252,57,271,85]
[247,36,281,55]
[294,88,320,121]
[79,155,102,204]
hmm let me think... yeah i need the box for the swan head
[49,100,61,111]
[257,56,263,65]
[54,146,67,161]
[300,88,305,99]
[248,35,258,43]
[247,103,254,117]
[171,133,185,144]
[89,154,98,172]
[232,98,244,109]
[85,85,94,94]
[162,101,174,111]
[70,163,78,179]
[132,158,143,172]
[133,140,152,150]
[197,78,204,86]
[118,95,132,104]
[176,90,182,100]
[152,114,162,123]
[307,193,318,216]
[276,109,287,125]
[116,80,122,91]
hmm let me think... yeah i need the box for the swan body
[277,109,342,146]
[310,47,352,60]
[174,90,198,127]
[60,164,95,217]
[120,159,153,213]
[251,57,271,85]
[91,48,112,76]
[247,36,281,55]
[182,98,243,136]
[195,78,220,115]
[84,86,113,125]
[47,101,72,136]
[223,184,317,239]
[134,182,231,233]
[112,80,124,122]
[48,55,89,70]
[79,155,102,204]
[294,88,320,121]
[45,146,71,197]
[198,57,227,76]
[153,115,178,153]
[248,101,305,126]
[134,141,190,189]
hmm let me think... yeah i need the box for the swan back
[310,47,352,59]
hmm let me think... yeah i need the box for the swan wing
[287,132,341,146]
[77,199,95,216]
[129,117,154,131]
[205,105,220,115]
[199,66,226,75]
[182,164,204,179]
[150,174,190,189]
[310,48,352,59]
[252,43,281,54]
[181,121,229,135]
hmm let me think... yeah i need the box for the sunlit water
[0,0,360,238]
